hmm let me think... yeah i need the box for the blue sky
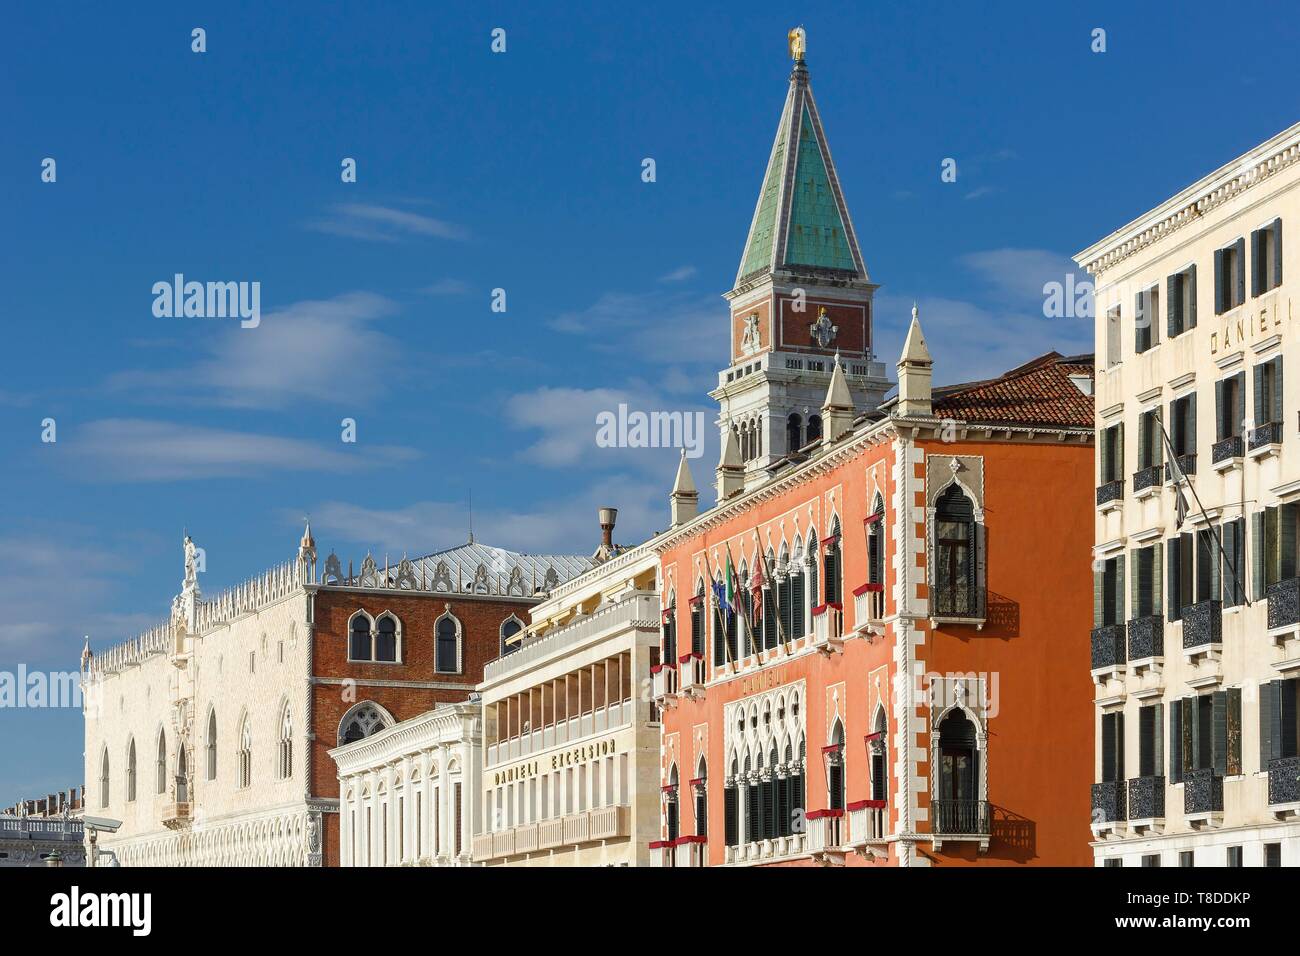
[2,1,1298,799]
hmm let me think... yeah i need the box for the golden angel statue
[788,26,806,62]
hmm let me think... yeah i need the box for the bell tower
[710,29,890,491]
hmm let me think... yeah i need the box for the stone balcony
[473,805,631,863]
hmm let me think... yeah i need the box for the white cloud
[420,278,472,296]
[660,265,698,283]
[63,418,419,481]
[959,248,1085,305]
[107,291,402,409]
[549,290,728,365]
[307,203,467,242]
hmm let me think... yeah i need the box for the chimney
[896,304,933,418]
[599,507,617,549]
[716,423,745,500]
[821,353,855,444]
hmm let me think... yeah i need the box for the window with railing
[933,485,983,618]
[1251,356,1284,449]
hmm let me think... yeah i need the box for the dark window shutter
[763,588,777,649]
[1117,711,1125,781]
[1094,567,1105,628]
[1227,687,1242,776]
[1253,511,1266,601]
[1188,264,1198,328]
[1255,363,1266,427]
[1114,554,1126,625]
[1167,273,1180,338]
[1275,356,1285,425]
[1129,549,1140,619]
[1099,426,1110,482]
[1117,423,1125,480]
[1274,218,1284,287]
[1252,228,1264,297]
[1283,504,1299,580]
[691,606,703,656]
[1215,248,1226,314]
[779,577,793,639]
[1187,394,1197,455]
[1101,712,1117,782]
[1167,538,1180,622]
[1235,372,1246,438]
[1169,698,1183,783]
[1236,237,1246,307]
[1215,378,1227,441]
[724,785,738,846]
[790,573,805,637]
[1259,681,1274,772]
[1153,542,1163,618]
[1154,702,1164,779]
[1223,522,1238,608]
[1182,698,1195,775]
[1212,691,1228,776]
[1139,706,1155,777]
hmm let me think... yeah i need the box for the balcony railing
[1095,479,1124,506]
[1091,780,1126,823]
[678,653,705,693]
[1250,421,1284,450]
[853,583,885,629]
[1127,615,1164,660]
[161,801,191,831]
[475,806,632,861]
[538,818,563,849]
[1267,578,1300,630]
[589,804,629,840]
[1165,453,1196,483]
[1132,464,1163,493]
[812,602,843,646]
[847,800,886,843]
[1182,600,1222,650]
[805,809,844,854]
[651,664,678,700]
[471,833,493,859]
[1212,435,1244,464]
[673,836,707,867]
[1267,756,1300,807]
[1184,768,1224,815]
[1091,623,1126,670]
[1127,775,1165,820]
[932,799,990,835]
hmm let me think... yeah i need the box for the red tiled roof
[931,352,1094,429]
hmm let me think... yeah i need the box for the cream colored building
[1077,121,1300,867]
[329,702,480,866]
[472,534,662,866]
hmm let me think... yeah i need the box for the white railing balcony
[589,804,630,840]
[805,810,844,857]
[811,603,844,652]
[853,583,885,631]
[674,836,707,867]
[847,801,887,845]
[678,653,705,696]
[538,818,563,850]
[471,832,494,861]
[492,829,515,858]
[514,822,539,854]
[562,812,590,845]
[652,664,678,700]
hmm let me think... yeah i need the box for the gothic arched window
[278,703,293,780]
[724,757,739,847]
[662,592,677,665]
[375,614,399,662]
[665,764,680,842]
[156,729,167,795]
[205,709,218,781]
[824,516,841,605]
[237,716,252,790]
[500,616,523,656]
[99,748,110,808]
[934,485,977,617]
[126,738,137,803]
[339,701,392,746]
[691,579,705,657]
[349,612,372,662]
[435,613,460,673]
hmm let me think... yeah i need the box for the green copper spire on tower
[734,39,868,288]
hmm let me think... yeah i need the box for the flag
[724,551,737,613]
[1174,484,1189,529]
[711,578,732,614]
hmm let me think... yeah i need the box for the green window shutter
[1227,687,1242,776]
[1117,422,1125,479]
[1223,522,1238,608]
[1137,415,1148,469]
[1153,408,1164,465]
[1187,395,1197,455]
[1212,691,1228,776]
[1254,363,1266,428]
[1259,681,1274,772]
[1252,229,1264,297]
[1236,237,1247,306]
[1115,555,1126,625]
[1282,678,1299,759]
[1274,218,1284,287]
[1166,539,1180,622]
[1154,702,1165,779]
[1235,372,1246,438]
[1117,711,1126,781]
[1188,265,1198,328]
[1167,273,1180,338]
[1129,549,1140,620]
[1252,510,1266,601]
[1099,427,1109,482]
[1215,248,1226,314]
[1138,706,1154,777]
[1101,712,1116,782]
[1152,543,1163,617]
[790,573,805,637]
[1274,356,1284,425]
[1215,379,1226,440]
[1169,698,1183,783]
[1185,698,1197,774]
[1093,568,1105,628]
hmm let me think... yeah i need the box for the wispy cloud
[963,185,998,201]
[107,292,403,409]
[959,248,1087,304]
[420,278,472,296]
[549,290,727,366]
[659,265,697,283]
[63,419,419,481]
[307,203,468,243]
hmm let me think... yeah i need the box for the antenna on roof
[467,490,474,544]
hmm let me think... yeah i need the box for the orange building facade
[652,350,1097,867]
[648,43,1097,867]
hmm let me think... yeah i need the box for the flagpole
[704,549,735,669]
[1155,416,1249,607]
[760,546,791,650]
[725,540,754,662]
